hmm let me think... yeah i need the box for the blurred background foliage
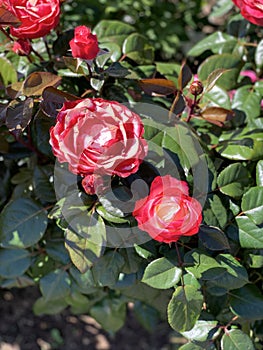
[61,0,211,60]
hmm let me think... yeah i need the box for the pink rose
[12,39,32,56]
[232,0,263,26]
[50,98,148,178]
[0,0,61,39]
[69,26,99,60]
[133,175,202,243]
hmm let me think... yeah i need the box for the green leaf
[206,195,228,228]
[69,266,98,294]
[236,216,263,249]
[255,39,263,68]
[90,77,104,92]
[123,33,154,64]
[65,228,104,273]
[119,248,141,274]
[217,163,251,198]
[209,0,234,18]
[90,297,126,332]
[155,62,181,84]
[185,251,223,280]
[198,54,243,90]
[256,160,263,186]
[247,253,263,268]
[33,296,67,315]
[230,284,263,321]
[241,187,263,225]
[187,32,236,57]
[94,20,135,45]
[207,254,248,291]
[0,57,17,85]
[221,329,255,350]
[46,239,70,265]
[217,137,263,161]
[182,320,219,341]
[105,62,130,78]
[0,198,48,248]
[199,225,230,251]
[33,165,56,203]
[232,85,261,121]
[92,251,125,287]
[179,344,206,350]
[39,269,71,301]
[185,252,248,291]
[142,257,182,289]
[66,210,106,245]
[65,292,90,314]
[143,118,206,182]
[168,285,203,332]
[134,241,158,260]
[0,248,31,278]
[96,204,129,224]
[133,301,159,332]
[1,275,34,288]
[203,85,231,109]
[204,68,229,93]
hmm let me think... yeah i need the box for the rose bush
[69,25,100,60]
[133,175,202,243]
[0,0,61,39]
[232,0,263,26]
[0,0,263,348]
[50,98,148,178]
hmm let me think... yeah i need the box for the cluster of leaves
[0,1,263,349]
[62,0,207,60]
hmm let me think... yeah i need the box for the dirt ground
[0,287,185,350]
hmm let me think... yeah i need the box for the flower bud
[190,81,204,96]
[12,39,32,56]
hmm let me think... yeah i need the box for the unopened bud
[190,81,203,96]
[12,39,32,56]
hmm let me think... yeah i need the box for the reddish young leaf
[201,106,234,126]
[41,86,79,118]
[139,78,177,96]
[22,72,62,97]
[178,62,192,91]
[0,7,21,27]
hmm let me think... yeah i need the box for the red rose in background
[133,175,202,243]
[50,98,148,178]
[232,0,263,26]
[12,39,32,56]
[0,0,61,39]
[69,26,99,60]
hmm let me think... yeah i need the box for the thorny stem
[222,315,239,335]
[0,26,13,41]
[86,62,92,77]
[186,93,198,123]
[43,36,52,61]
[31,46,45,61]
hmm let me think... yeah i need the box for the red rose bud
[232,0,263,26]
[0,0,61,39]
[50,98,148,178]
[69,26,99,60]
[12,39,32,56]
[82,174,109,196]
[190,81,204,96]
[133,175,202,243]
